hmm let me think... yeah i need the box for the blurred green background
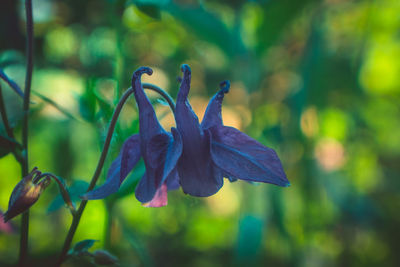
[1,0,400,266]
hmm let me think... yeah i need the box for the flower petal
[84,135,142,200]
[82,155,121,200]
[120,134,141,180]
[201,80,230,130]
[175,65,223,197]
[178,129,224,197]
[135,130,180,203]
[165,168,180,190]
[161,127,182,185]
[176,64,192,103]
[132,67,166,142]
[142,183,168,208]
[175,64,203,142]
[209,126,290,187]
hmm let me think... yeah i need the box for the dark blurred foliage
[0,0,400,266]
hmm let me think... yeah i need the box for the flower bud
[3,167,50,222]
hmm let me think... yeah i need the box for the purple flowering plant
[84,64,289,207]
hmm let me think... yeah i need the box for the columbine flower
[174,64,289,197]
[84,67,182,207]
[85,65,289,207]
[4,167,50,222]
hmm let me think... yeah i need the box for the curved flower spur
[175,64,290,197]
[84,67,182,207]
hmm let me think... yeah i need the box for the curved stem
[55,87,134,266]
[20,0,34,266]
[55,84,175,266]
[143,83,176,113]
[34,173,76,215]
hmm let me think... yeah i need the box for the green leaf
[47,180,88,213]
[121,220,153,266]
[0,69,24,98]
[0,50,24,68]
[165,3,245,56]
[235,215,263,264]
[129,1,244,55]
[131,0,170,6]
[93,88,114,121]
[79,79,97,122]
[71,239,98,254]
[32,91,78,120]
[136,4,161,19]
[257,0,318,51]
[131,0,170,19]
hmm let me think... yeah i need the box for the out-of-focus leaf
[136,4,161,19]
[257,0,317,51]
[129,0,244,56]
[131,0,170,19]
[165,4,245,56]
[71,239,98,254]
[235,215,263,264]
[121,219,154,267]
[79,79,97,122]
[93,88,114,120]
[131,0,170,6]
[47,180,88,213]
[32,91,78,120]
[0,68,24,98]
[0,50,24,69]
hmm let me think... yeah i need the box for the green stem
[55,87,135,266]
[20,0,34,266]
[56,84,175,266]
[103,201,114,250]
[34,172,76,215]
[143,83,176,113]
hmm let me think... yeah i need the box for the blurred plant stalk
[19,0,34,266]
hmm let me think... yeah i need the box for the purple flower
[85,65,289,206]
[84,67,182,207]
[175,64,289,197]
